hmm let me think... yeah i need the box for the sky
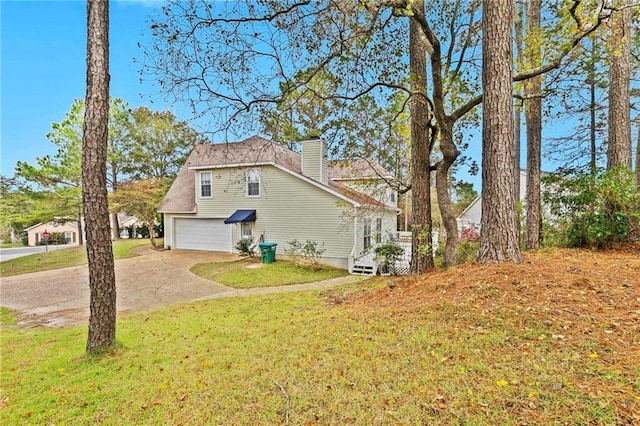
[1,0,175,177]
[6,1,629,194]
[0,0,489,192]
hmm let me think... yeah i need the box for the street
[0,244,78,262]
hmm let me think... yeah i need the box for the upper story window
[200,171,212,198]
[247,168,260,197]
[390,191,397,204]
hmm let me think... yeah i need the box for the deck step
[352,260,377,276]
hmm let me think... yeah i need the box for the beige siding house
[159,136,399,271]
[25,221,79,246]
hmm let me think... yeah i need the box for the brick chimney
[301,136,328,185]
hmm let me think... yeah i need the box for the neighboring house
[457,169,552,231]
[117,213,145,238]
[158,136,399,271]
[26,212,143,246]
[25,221,79,246]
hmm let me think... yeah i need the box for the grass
[0,242,24,248]
[0,239,159,277]
[1,247,638,424]
[1,279,637,425]
[190,258,348,288]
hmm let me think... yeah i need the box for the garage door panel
[174,218,230,251]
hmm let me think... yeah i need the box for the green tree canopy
[124,107,205,180]
[109,178,172,248]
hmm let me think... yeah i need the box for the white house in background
[457,169,553,231]
[158,136,400,271]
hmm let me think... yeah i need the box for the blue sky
[0,0,487,191]
[9,1,620,192]
[1,0,172,177]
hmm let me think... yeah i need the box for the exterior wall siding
[184,165,356,264]
[353,206,398,257]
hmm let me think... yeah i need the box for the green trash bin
[259,242,277,264]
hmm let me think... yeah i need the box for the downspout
[348,206,358,274]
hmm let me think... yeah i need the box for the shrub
[235,237,256,257]
[286,239,326,269]
[543,166,640,248]
[460,226,480,242]
[374,242,404,275]
[457,240,479,263]
[38,232,67,246]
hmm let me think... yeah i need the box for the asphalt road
[0,244,77,262]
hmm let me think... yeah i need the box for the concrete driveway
[0,247,239,327]
[0,247,365,327]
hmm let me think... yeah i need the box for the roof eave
[188,162,275,170]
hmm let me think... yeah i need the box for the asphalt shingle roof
[158,136,389,213]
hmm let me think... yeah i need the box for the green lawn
[1,281,636,425]
[0,239,158,277]
[190,258,349,288]
[0,242,24,249]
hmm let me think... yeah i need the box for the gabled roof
[187,135,302,173]
[24,220,78,231]
[158,136,392,213]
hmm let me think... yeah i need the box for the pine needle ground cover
[1,246,638,424]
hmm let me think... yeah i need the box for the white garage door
[174,218,231,252]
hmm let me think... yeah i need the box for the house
[457,169,551,231]
[158,136,400,271]
[25,212,143,246]
[25,221,79,246]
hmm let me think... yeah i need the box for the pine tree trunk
[478,0,522,264]
[83,0,116,353]
[606,0,632,170]
[513,2,524,204]
[409,0,434,274]
[525,0,542,250]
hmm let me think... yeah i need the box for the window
[241,222,253,239]
[363,218,372,250]
[247,168,260,197]
[200,172,212,197]
[390,191,397,204]
[65,231,73,243]
[375,218,383,244]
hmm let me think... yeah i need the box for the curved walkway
[0,248,367,327]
